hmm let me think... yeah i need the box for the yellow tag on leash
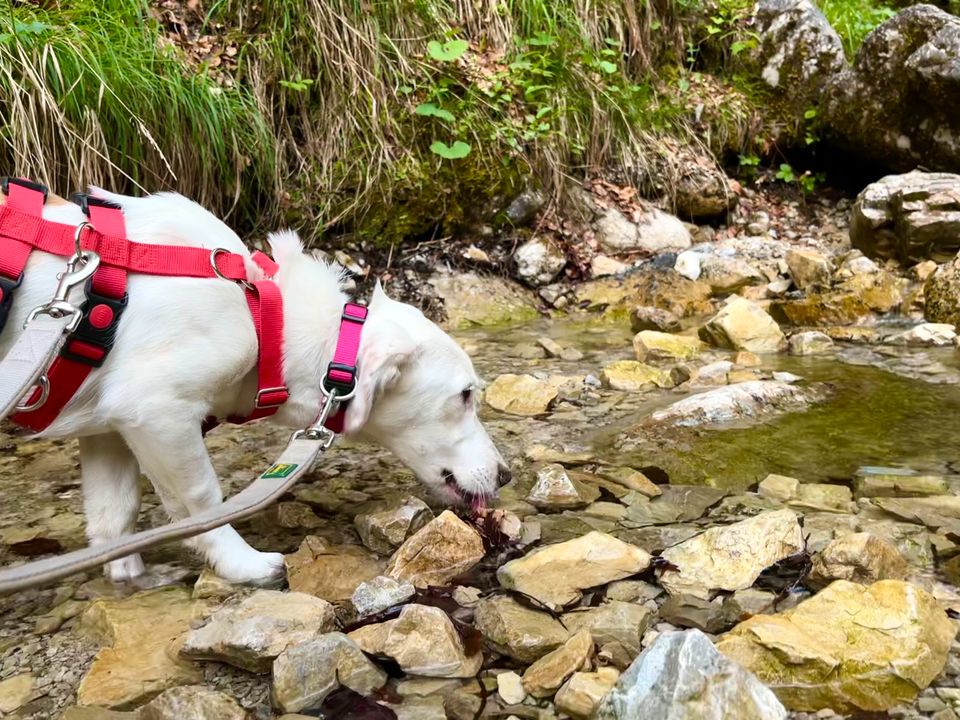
[262,463,298,479]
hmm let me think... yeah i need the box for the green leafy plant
[279,76,314,92]
[817,0,896,56]
[429,140,471,159]
[414,103,455,122]
[427,39,468,62]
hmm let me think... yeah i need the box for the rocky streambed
[3,300,960,719]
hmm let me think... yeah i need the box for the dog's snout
[496,465,513,488]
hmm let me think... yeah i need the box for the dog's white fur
[0,189,506,584]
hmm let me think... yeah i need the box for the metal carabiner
[23,249,101,332]
[291,389,342,449]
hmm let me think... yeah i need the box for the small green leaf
[414,103,455,122]
[803,108,818,120]
[427,39,469,62]
[598,60,617,74]
[429,140,471,159]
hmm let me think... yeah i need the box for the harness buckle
[322,362,358,400]
[254,386,290,410]
[0,273,23,332]
[69,193,122,216]
[1,177,48,202]
[59,280,129,368]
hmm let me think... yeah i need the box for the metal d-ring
[210,248,254,291]
[16,375,50,413]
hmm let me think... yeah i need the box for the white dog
[0,188,510,585]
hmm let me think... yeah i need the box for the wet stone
[853,467,949,498]
[527,464,601,510]
[386,510,485,588]
[621,485,727,527]
[354,496,434,555]
[498,531,651,609]
[474,595,570,663]
[271,632,387,713]
[285,536,384,602]
[351,575,415,617]
[596,629,786,719]
[522,629,595,699]
[181,590,337,673]
[138,686,248,720]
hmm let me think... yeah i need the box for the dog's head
[342,284,511,508]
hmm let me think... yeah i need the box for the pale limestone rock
[181,590,336,673]
[386,510,484,588]
[354,496,434,554]
[513,237,567,286]
[633,331,702,362]
[191,570,238,600]
[853,468,949,498]
[789,483,855,513]
[484,374,581,415]
[474,596,570,663]
[786,249,833,291]
[555,667,620,719]
[699,297,785,353]
[138,686,248,720]
[597,467,662,497]
[808,532,909,588]
[596,629,787,720]
[351,576,415,617]
[522,629,594,698]
[271,632,387,713]
[0,674,34,714]
[349,604,482,678]
[527,464,601,509]
[629,306,681,333]
[497,532,651,609]
[285,536,384,602]
[889,323,957,347]
[561,601,653,657]
[591,254,629,277]
[600,361,673,391]
[76,587,208,709]
[717,580,957,712]
[647,381,813,428]
[429,273,538,330]
[497,671,527,705]
[659,509,804,599]
[758,474,800,502]
[788,331,834,356]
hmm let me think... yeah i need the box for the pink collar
[250,250,366,433]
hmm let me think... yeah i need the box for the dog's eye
[460,388,473,404]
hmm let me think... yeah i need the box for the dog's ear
[343,322,414,434]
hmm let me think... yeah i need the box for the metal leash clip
[23,247,101,334]
[291,388,342,450]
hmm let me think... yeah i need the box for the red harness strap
[0,178,289,432]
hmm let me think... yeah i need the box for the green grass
[816,0,897,57]
[2,0,761,246]
[0,0,273,226]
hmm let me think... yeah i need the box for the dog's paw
[105,553,146,583]
[214,550,285,587]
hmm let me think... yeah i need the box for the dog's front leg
[119,420,284,585]
[79,433,146,581]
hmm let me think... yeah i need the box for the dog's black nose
[496,466,513,488]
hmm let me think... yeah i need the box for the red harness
[0,177,365,433]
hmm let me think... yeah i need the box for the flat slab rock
[138,686,248,720]
[645,381,818,429]
[348,604,481,678]
[497,531,651,609]
[385,510,485,588]
[716,580,956,712]
[272,632,387,713]
[659,509,804,599]
[180,590,337,673]
[595,629,787,720]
